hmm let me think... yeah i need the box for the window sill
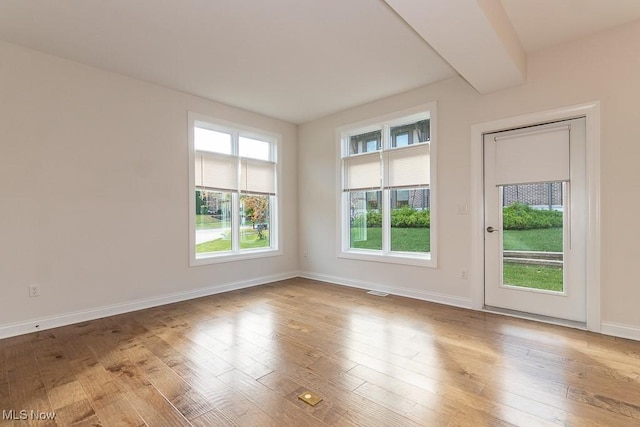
[190,248,282,266]
[338,249,436,268]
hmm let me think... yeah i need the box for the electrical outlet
[28,284,40,297]
[460,269,468,280]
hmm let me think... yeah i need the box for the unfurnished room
[1,1,640,426]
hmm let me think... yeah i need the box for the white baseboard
[298,271,472,309]
[300,272,640,342]
[5,271,636,343]
[0,271,298,340]
[601,321,640,341]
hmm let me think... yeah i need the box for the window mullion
[382,123,390,150]
[382,188,391,254]
[231,191,240,252]
[342,192,349,251]
[233,128,241,250]
[268,194,275,249]
[381,125,391,254]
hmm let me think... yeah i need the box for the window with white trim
[189,113,280,265]
[339,105,436,266]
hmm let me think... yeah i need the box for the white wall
[0,41,298,335]
[298,20,640,334]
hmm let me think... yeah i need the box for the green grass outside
[392,227,430,252]
[351,226,561,256]
[503,227,563,291]
[195,229,269,253]
[349,226,563,291]
[240,229,271,249]
[351,227,561,253]
[503,227,562,252]
[503,263,563,292]
[350,227,382,250]
[197,216,561,290]
[196,237,231,253]
[195,214,228,230]
[350,227,430,252]
[197,218,562,289]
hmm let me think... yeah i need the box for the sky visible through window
[194,127,231,154]
[194,126,270,161]
[395,133,409,147]
[239,137,270,161]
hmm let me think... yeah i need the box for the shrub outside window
[339,104,437,267]
[189,113,280,265]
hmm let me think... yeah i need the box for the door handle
[486,226,499,233]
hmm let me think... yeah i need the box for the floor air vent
[367,290,389,297]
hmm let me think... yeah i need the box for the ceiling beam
[384,0,526,93]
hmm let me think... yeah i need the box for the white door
[484,118,586,322]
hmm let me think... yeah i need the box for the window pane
[240,194,271,249]
[195,190,232,253]
[349,190,382,250]
[194,127,232,154]
[239,136,270,161]
[390,119,429,147]
[394,133,409,147]
[502,183,564,292]
[396,189,410,206]
[349,130,381,155]
[390,188,430,253]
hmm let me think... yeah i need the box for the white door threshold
[483,305,587,330]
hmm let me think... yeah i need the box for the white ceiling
[501,0,640,52]
[0,1,639,124]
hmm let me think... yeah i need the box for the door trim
[470,102,601,332]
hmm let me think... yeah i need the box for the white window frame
[188,112,282,266]
[336,102,438,268]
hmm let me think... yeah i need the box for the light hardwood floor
[1,278,640,426]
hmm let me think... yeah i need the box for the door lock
[486,226,499,233]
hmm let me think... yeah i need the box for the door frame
[470,102,601,332]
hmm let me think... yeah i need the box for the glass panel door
[483,117,586,322]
